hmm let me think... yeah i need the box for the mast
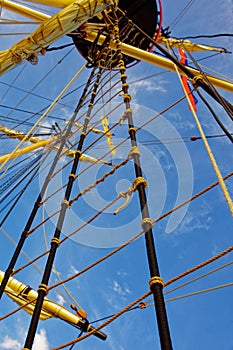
[0,1,232,349]
[23,43,110,349]
[113,15,173,349]
[0,0,117,75]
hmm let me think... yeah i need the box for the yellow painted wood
[0,0,117,75]
[86,31,233,93]
[0,138,56,164]
[0,270,82,323]
[1,0,49,21]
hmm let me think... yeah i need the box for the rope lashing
[119,108,132,125]
[61,199,70,208]
[10,47,30,63]
[129,146,140,158]
[69,173,77,180]
[141,217,154,231]
[132,176,148,191]
[114,176,148,215]
[128,127,137,135]
[191,74,203,87]
[149,276,164,290]
[51,238,61,247]
[38,283,48,295]
[123,93,132,102]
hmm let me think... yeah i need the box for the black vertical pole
[113,20,173,350]
[0,68,94,300]
[23,48,109,349]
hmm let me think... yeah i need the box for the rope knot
[51,237,61,247]
[114,177,148,215]
[141,218,154,231]
[61,199,71,208]
[10,47,30,63]
[114,191,131,215]
[38,283,48,295]
[149,276,164,290]
[191,74,203,87]
[132,177,148,191]
[129,146,140,158]
[119,108,132,125]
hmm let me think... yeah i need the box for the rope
[22,42,115,349]
[12,171,233,283]
[165,246,233,287]
[114,174,148,215]
[51,245,233,350]
[42,204,82,310]
[171,48,233,217]
[51,173,233,288]
[30,93,188,205]
[52,291,152,350]
[169,0,196,30]
[166,282,233,302]
[69,157,130,206]
[3,245,233,325]
[0,64,86,177]
[165,261,233,296]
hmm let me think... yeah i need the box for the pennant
[178,48,198,112]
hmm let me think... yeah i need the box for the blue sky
[0,1,233,349]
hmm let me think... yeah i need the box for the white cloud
[56,293,66,306]
[130,78,167,98]
[176,201,213,234]
[32,329,49,350]
[168,111,195,131]
[0,336,21,350]
[0,329,49,350]
[112,280,131,297]
[69,264,79,276]
[117,270,128,277]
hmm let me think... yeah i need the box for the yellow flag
[101,116,116,156]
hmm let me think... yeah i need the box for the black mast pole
[0,67,95,300]
[23,47,109,349]
[113,19,173,350]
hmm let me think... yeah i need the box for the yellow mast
[0,270,106,340]
[1,0,49,21]
[0,269,80,321]
[85,31,233,93]
[0,0,232,92]
[0,0,118,75]
[0,137,56,164]
[0,125,111,164]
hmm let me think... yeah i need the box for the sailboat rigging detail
[0,0,232,349]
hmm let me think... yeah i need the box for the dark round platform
[71,0,158,67]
